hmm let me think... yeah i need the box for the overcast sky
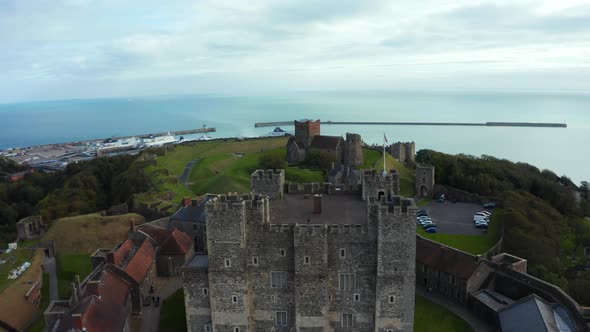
[1,0,590,102]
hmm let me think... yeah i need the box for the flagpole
[383,133,387,175]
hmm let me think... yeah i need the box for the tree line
[0,155,149,246]
[416,149,590,305]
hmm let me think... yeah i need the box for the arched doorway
[420,186,428,197]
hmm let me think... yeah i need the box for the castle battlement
[268,224,294,233]
[328,224,366,234]
[251,169,285,199]
[361,169,401,201]
[368,196,416,216]
[294,224,328,235]
[206,193,269,211]
[363,168,400,181]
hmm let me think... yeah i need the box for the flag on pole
[384,133,388,144]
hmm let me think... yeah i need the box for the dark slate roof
[138,225,171,246]
[416,236,480,280]
[287,136,301,149]
[186,254,209,269]
[170,195,216,223]
[328,164,344,177]
[310,135,343,151]
[499,294,575,332]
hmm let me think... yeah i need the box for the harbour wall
[254,121,567,128]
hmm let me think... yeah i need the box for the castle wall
[361,169,401,201]
[294,120,321,150]
[182,267,211,332]
[416,164,435,198]
[251,169,285,199]
[390,142,415,163]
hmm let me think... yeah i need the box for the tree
[581,181,590,200]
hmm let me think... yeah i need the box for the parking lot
[419,201,490,235]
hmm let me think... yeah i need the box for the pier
[254,121,567,128]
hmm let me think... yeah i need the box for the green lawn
[414,294,473,332]
[56,254,92,298]
[159,289,187,332]
[417,198,432,207]
[417,228,496,255]
[0,248,35,293]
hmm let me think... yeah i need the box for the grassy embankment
[415,294,474,332]
[136,137,326,212]
[159,289,187,332]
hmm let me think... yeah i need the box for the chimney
[313,194,322,214]
[129,218,135,233]
[183,196,192,207]
[106,251,115,265]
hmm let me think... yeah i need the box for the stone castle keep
[182,169,417,332]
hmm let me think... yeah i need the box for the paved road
[416,287,494,332]
[419,201,489,235]
[43,256,59,301]
[179,159,200,185]
[138,277,182,332]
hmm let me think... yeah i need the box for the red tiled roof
[139,225,171,246]
[79,296,128,332]
[124,240,155,283]
[310,135,343,150]
[99,270,130,306]
[159,228,192,255]
[114,239,134,267]
[416,236,480,280]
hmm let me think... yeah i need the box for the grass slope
[57,254,93,298]
[44,213,145,254]
[415,294,473,332]
[364,148,416,197]
[159,289,187,332]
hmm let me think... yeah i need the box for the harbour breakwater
[254,121,567,128]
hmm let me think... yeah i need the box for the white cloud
[0,0,589,102]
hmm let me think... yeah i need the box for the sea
[0,91,588,184]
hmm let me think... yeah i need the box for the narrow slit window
[202,288,208,295]
[224,259,231,268]
[280,248,286,257]
[252,256,259,266]
[304,256,310,265]
[354,293,360,302]
[232,295,238,304]
[340,248,346,258]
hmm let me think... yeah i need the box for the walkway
[416,287,494,332]
[179,159,200,186]
[43,256,58,301]
[138,276,182,332]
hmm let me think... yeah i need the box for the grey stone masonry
[251,169,285,199]
[361,169,401,201]
[182,175,417,332]
[416,164,435,198]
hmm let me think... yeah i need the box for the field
[417,227,496,255]
[159,289,187,332]
[0,247,35,293]
[0,249,44,331]
[44,213,146,254]
[414,294,473,332]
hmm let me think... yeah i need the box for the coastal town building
[181,168,417,332]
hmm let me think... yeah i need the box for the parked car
[425,225,438,233]
[478,211,492,216]
[419,220,433,227]
[483,202,496,209]
[416,211,428,217]
[423,222,437,229]
[473,215,489,223]
[475,222,489,229]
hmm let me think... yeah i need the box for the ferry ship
[141,132,177,147]
[96,137,141,157]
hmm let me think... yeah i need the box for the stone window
[232,295,238,304]
[271,271,287,288]
[340,248,346,258]
[304,256,310,265]
[279,248,286,257]
[202,288,208,295]
[387,329,394,332]
[339,273,354,291]
[389,295,396,304]
[276,311,287,326]
[204,325,211,332]
[353,293,360,302]
[224,259,231,268]
[252,256,259,266]
[234,328,239,332]
[341,313,353,328]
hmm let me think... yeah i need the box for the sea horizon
[1,90,589,184]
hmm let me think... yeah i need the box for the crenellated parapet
[251,169,285,199]
[361,169,401,201]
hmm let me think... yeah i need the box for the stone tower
[294,119,321,151]
[251,169,285,199]
[390,142,416,163]
[416,164,435,198]
[344,132,364,167]
[369,196,417,331]
[362,169,401,201]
